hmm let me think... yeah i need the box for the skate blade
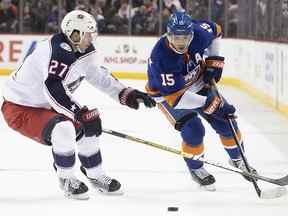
[199,184,216,192]
[97,188,124,196]
[65,192,90,200]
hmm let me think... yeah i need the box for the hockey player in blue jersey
[146,11,257,191]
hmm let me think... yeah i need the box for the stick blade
[260,187,287,199]
[274,175,288,186]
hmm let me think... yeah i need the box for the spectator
[66,0,76,12]
[30,0,51,32]
[179,0,186,9]
[46,5,60,33]
[132,5,147,34]
[23,1,33,32]
[75,0,89,11]
[132,0,158,35]
[117,1,130,19]
[0,0,18,33]
[101,0,118,25]
[106,1,130,34]
[89,0,106,33]
[212,0,224,26]
[161,7,171,34]
[190,0,208,20]
[227,0,238,37]
[163,0,185,12]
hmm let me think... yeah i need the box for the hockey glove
[203,56,225,84]
[75,106,102,137]
[119,87,156,110]
[203,90,235,117]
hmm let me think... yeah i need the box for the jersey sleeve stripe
[145,84,161,97]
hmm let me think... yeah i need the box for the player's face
[169,34,193,54]
[79,32,96,51]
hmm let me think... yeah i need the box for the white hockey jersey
[2,33,125,119]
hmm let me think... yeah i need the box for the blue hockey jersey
[146,20,221,106]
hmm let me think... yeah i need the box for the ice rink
[0,78,287,215]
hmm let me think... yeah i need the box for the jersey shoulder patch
[60,42,72,52]
[50,33,76,64]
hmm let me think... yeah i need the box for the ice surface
[0,78,287,215]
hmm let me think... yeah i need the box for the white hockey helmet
[61,10,97,45]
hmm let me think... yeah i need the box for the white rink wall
[221,39,288,110]
[0,35,287,112]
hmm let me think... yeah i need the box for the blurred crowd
[0,0,287,41]
[0,0,188,35]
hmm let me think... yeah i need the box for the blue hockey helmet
[166,12,194,54]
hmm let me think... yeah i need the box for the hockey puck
[167,207,178,211]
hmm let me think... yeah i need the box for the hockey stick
[210,80,287,199]
[102,128,288,189]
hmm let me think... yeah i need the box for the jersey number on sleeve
[49,60,68,78]
[200,23,213,33]
[161,74,175,86]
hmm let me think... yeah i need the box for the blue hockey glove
[119,87,156,110]
[203,56,225,84]
[203,90,235,117]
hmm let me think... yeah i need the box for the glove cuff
[205,56,225,69]
[75,106,99,122]
[203,95,222,115]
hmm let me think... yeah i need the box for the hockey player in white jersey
[1,10,156,200]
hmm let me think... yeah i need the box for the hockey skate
[53,163,89,200]
[189,167,216,191]
[229,159,258,182]
[80,166,123,195]
[58,177,89,200]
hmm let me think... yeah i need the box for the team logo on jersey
[60,42,72,52]
[184,63,202,84]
